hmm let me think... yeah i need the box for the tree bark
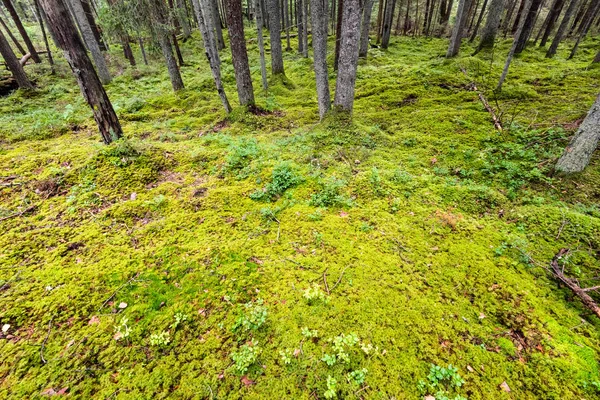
[568,0,588,34]
[474,0,504,52]
[150,0,185,91]
[381,0,396,48]
[514,0,542,53]
[311,0,331,118]
[80,0,107,51]
[567,0,600,59]
[176,0,192,39]
[224,0,255,105]
[469,0,488,42]
[546,0,579,58]
[33,0,53,69]
[254,0,268,89]
[0,15,26,54]
[333,0,361,113]
[267,0,285,73]
[297,0,305,53]
[334,0,344,69]
[510,0,525,34]
[283,0,291,50]
[555,93,600,174]
[38,0,122,144]
[302,0,308,56]
[68,0,111,84]
[359,0,374,56]
[191,0,232,111]
[497,0,532,90]
[2,0,40,62]
[539,0,565,46]
[211,0,226,49]
[446,0,472,57]
[0,23,33,88]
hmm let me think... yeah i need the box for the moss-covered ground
[1,30,600,399]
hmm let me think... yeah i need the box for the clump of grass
[250,162,303,201]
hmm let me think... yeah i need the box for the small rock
[500,381,511,392]
[118,302,128,309]
[130,192,137,200]
[2,324,10,333]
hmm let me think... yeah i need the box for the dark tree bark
[80,0,107,51]
[546,0,580,57]
[422,0,431,33]
[568,0,600,59]
[253,0,268,89]
[0,15,26,54]
[439,0,454,28]
[311,0,330,118]
[0,23,33,88]
[302,0,307,56]
[149,0,185,91]
[334,0,344,69]
[38,0,122,144]
[283,0,291,50]
[211,0,226,49]
[297,0,305,54]
[446,0,472,57]
[224,0,255,105]
[469,0,488,42]
[381,0,396,48]
[33,0,53,69]
[333,0,361,112]
[404,0,412,34]
[168,0,185,66]
[510,0,525,34]
[501,0,517,36]
[176,0,192,39]
[107,0,135,66]
[514,0,542,53]
[574,0,595,35]
[359,0,374,56]
[539,0,565,46]
[555,93,600,174]
[474,0,503,51]
[138,36,148,64]
[376,0,385,40]
[2,0,40,62]
[498,0,532,90]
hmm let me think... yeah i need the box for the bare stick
[323,268,330,295]
[98,273,140,311]
[0,205,36,222]
[331,266,349,292]
[460,67,502,131]
[40,317,53,364]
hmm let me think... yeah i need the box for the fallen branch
[0,205,36,222]
[550,248,600,319]
[460,67,503,131]
[40,317,53,364]
[323,268,330,295]
[331,266,349,292]
[98,272,140,311]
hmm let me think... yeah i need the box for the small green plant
[369,167,386,197]
[324,375,338,399]
[418,364,466,400]
[231,339,260,374]
[279,348,294,365]
[303,283,327,303]
[250,162,302,202]
[66,175,100,213]
[149,331,170,347]
[348,368,368,386]
[113,317,131,341]
[233,299,268,332]
[170,312,188,331]
[224,138,260,178]
[301,327,318,339]
[310,177,353,208]
[145,194,168,211]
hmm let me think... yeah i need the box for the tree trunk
[191,0,232,111]
[2,0,40,62]
[168,0,185,65]
[38,0,122,144]
[68,0,111,84]
[422,0,431,33]
[33,0,53,69]
[539,0,565,46]
[497,0,532,90]
[302,0,308,56]
[176,0,192,39]
[0,15,26,54]
[381,0,396,48]
[107,0,135,66]
[311,0,331,118]
[446,0,472,57]
[568,0,600,59]
[149,0,184,91]
[555,93,600,174]
[0,24,33,88]
[298,0,305,53]
[211,0,226,49]
[510,0,525,34]
[138,36,148,65]
[283,0,291,50]
[376,0,385,40]
[224,0,255,105]
[568,0,588,34]
[267,0,284,73]
[469,0,488,42]
[574,0,595,35]
[404,0,411,34]
[514,0,542,53]
[359,0,374,56]
[474,0,503,51]
[334,0,344,69]
[593,48,600,63]
[333,0,361,113]
[254,0,268,89]
[80,0,107,51]
[501,0,517,36]
[546,0,579,57]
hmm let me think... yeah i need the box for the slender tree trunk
[574,0,595,35]
[138,36,148,64]
[333,0,361,113]
[510,0,525,34]
[149,0,184,90]
[211,0,226,49]
[192,0,232,111]
[107,0,135,66]
[254,0,268,89]
[514,0,542,53]
[311,0,330,118]
[39,0,122,144]
[501,0,517,36]
[568,0,600,59]
[446,0,472,57]
[546,0,579,57]
[283,0,291,50]
[474,0,503,51]
[0,24,33,88]
[177,0,192,39]
[0,15,26,54]
[422,0,431,33]
[498,0,532,90]
[302,0,308,56]
[2,0,40,62]
[267,0,284,73]
[359,0,374,56]
[376,0,385,40]
[466,0,480,35]
[539,0,565,46]
[555,93,600,174]
[569,0,588,34]
[167,0,185,65]
[334,0,344,69]
[394,0,403,34]
[68,0,111,84]
[33,0,53,69]
[469,0,488,41]
[80,0,107,51]
[381,0,396,47]
[404,0,411,34]
[225,0,255,105]
[298,0,305,53]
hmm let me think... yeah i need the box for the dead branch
[460,67,503,131]
[98,272,140,311]
[323,268,330,295]
[550,248,600,319]
[0,205,36,222]
[40,317,53,364]
[331,266,349,292]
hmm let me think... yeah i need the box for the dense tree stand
[39,0,122,144]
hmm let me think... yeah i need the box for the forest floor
[1,32,600,399]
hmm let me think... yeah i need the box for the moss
[1,29,600,399]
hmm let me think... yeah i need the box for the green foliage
[224,138,260,179]
[149,331,171,347]
[418,364,466,400]
[233,299,268,333]
[231,339,260,375]
[310,177,353,208]
[250,162,302,201]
